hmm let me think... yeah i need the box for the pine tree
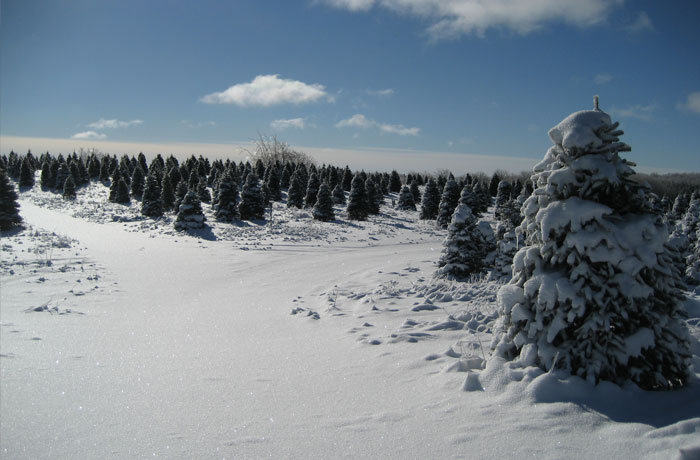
[491,98,691,390]
[410,180,421,204]
[141,173,164,217]
[173,180,189,213]
[494,180,513,221]
[396,185,416,211]
[161,172,176,211]
[436,179,461,228]
[63,175,77,200]
[174,190,206,230]
[197,177,211,203]
[0,168,22,230]
[304,173,321,208]
[332,184,346,205]
[389,170,402,193]
[436,203,485,278]
[54,162,71,192]
[346,175,369,221]
[266,165,282,201]
[365,178,381,215]
[489,172,501,197]
[286,170,305,208]
[238,172,265,220]
[114,178,131,204]
[214,170,240,222]
[40,161,54,189]
[420,178,440,220]
[313,182,335,222]
[130,164,146,200]
[341,166,353,191]
[108,168,123,202]
[280,163,293,189]
[18,157,35,188]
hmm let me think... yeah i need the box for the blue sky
[1,0,699,173]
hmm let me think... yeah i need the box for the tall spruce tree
[130,164,146,200]
[286,170,305,209]
[409,180,421,204]
[389,170,402,193]
[396,185,416,211]
[18,157,35,188]
[214,170,240,222]
[332,184,346,205]
[0,168,22,230]
[365,178,381,215]
[161,172,176,211]
[491,98,691,390]
[304,173,321,208]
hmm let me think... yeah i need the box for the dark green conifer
[313,182,335,222]
[347,175,369,221]
[141,173,164,217]
[0,168,22,230]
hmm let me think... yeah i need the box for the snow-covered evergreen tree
[161,172,176,211]
[173,180,189,213]
[114,178,131,204]
[18,157,35,189]
[141,173,164,217]
[396,185,416,211]
[304,173,321,208]
[389,170,402,193]
[494,180,512,221]
[130,164,146,200]
[420,178,440,220]
[436,203,485,278]
[238,171,265,220]
[0,168,22,230]
[174,190,206,230]
[491,98,691,390]
[436,179,460,228]
[286,170,305,209]
[62,175,76,200]
[313,182,335,222]
[214,170,240,222]
[346,175,369,221]
[365,178,381,215]
[197,177,211,203]
[332,184,346,205]
[40,161,54,189]
[410,180,421,204]
[54,162,71,192]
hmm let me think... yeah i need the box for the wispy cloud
[271,118,307,130]
[318,0,622,39]
[610,104,656,121]
[87,118,143,129]
[625,11,654,33]
[594,73,613,84]
[336,113,420,136]
[180,120,217,129]
[366,88,395,96]
[71,131,107,140]
[200,74,332,107]
[677,92,700,115]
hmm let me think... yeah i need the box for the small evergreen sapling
[214,170,240,222]
[286,170,305,209]
[0,168,22,230]
[396,185,416,211]
[313,182,335,222]
[436,203,485,278]
[304,173,321,208]
[346,175,369,221]
[19,157,35,189]
[420,178,440,220]
[332,184,346,205]
[410,180,421,204]
[436,179,461,228]
[174,190,206,230]
[238,172,265,220]
[63,175,77,200]
[141,173,164,217]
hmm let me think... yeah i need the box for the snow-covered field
[2,185,700,460]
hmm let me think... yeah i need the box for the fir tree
[389,170,402,193]
[346,175,369,221]
[63,175,77,200]
[313,182,335,222]
[304,173,321,208]
[396,185,416,211]
[286,170,305,209]
[54,162,71,192]
[141,173,164,217]
[173,180,189,213]
[280,163,293,189]
[436,204,485,278]
[416,180,437,221]
[436,179,461,228]
[130,164,146,200]
[108,168,123,202]
[40,161,54,189]
[266,165,282,201]
[174,190,206,230]
[341,166,353,191]
[491,98,691,390]
[161,172,176,211]
[365,178,381,215]
[409,180,421,204]
[332,184,346,205]
[238,172,265,220]
[494,180,513,221]
[214,170,240,222]
[489,172,501,197]
[114,178,131,204]
[0,168,22,230]
[18,157,35,188]
[197,178,211,203]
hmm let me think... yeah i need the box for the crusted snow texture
[436,203,488,279]
[492,106,692,390]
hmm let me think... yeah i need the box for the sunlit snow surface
[1,183,699,460]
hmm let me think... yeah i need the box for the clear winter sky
[1,0,699,174]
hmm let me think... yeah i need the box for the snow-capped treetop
[548,109,612,150]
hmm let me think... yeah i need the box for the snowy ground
[2,184,700,460]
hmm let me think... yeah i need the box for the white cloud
[318,0,622,39]
[594,73,613,84]
[180,120,217,129]
[625,11,653,33]
[336,113,420,136]
[677,92,700,115]
[610,104,656,121]
[271,118,307,130]
[87,118,143,129]
[366,88,395,96]
[200,74,331,107]
[71,131,107,140]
